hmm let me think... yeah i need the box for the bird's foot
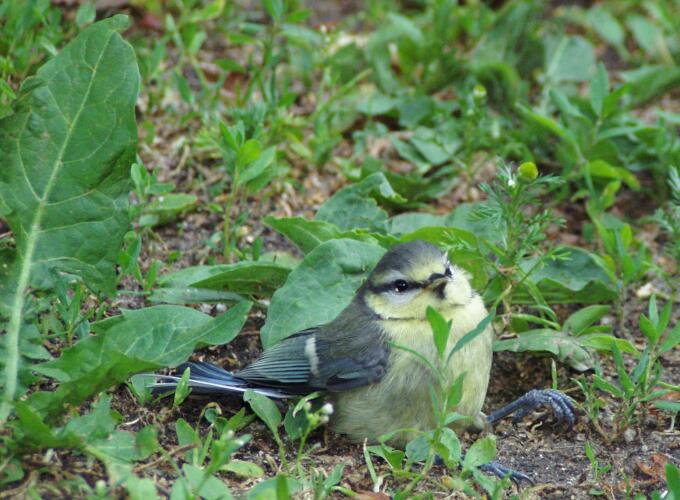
[487,389,576,428]
[479,460,534,485]
[433,455,533,486]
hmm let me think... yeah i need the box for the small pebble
[636,282,655,298]
[624,427,636,442]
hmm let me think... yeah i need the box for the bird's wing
[235,318,390,393]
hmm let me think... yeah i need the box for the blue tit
[151,240,574,450]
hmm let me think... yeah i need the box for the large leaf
[29,302,251,417]
[544,35,595,84]
[315,173,405,231]
[494,329,595,371]
[494,329,638,371]
[515,247,618,304]
[265,215,395,254]
[260,239,385,348]
[0,15,139,422]
[620,65,680,106]
[187,261,292,296]
[0,15,139,294]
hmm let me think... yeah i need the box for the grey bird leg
[434,456,534,485]
[487,389,576,427]
[479,460,534,485]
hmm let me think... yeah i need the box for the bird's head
[362,240,474,320]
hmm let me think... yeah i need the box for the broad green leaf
[243,390,281,435]
[544,35,595,83]
[221,460,264,478]
[585,160,640,190]
[0,15,139,294]
[29,303,250,416]
[515,247,618,304]
[564,305,610,335]
[665,463,680,497]
[315,173,406,231]
[247,475,301,500]
[621,65,680,106]
[493,329,595,371]
[587,6,624,49]
[463,435,496,470]
[265,215,393,254]
[577,333,638,356]
[140,193,197,227]
[626,15,665,60]
[188,0,225,22]
[385,213,452,236]
[190,261,292,296]
[182,464,233,500]
[260,239,385,348]
[0,15,139,422]
[405,433,430,463]
[436,427,461,464]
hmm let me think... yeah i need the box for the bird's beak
[426,276,448,289]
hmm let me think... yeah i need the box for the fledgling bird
[151,241,574,479]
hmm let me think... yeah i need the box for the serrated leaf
[0,15,139,422]
[0,15,139,294]
[260,239,385,348]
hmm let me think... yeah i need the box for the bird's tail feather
[148,361,292,399]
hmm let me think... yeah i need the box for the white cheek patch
[385,289,419,306]
[305,337,319,375]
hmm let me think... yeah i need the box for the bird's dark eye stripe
[370,281,423,294]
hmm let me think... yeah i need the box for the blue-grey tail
[148,361,293,399]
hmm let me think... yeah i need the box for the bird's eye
[445,265,453,278]
[393,280,409,293]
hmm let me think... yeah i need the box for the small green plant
[215,121,281,259]
[497,304,637,372]
[173,404,254,497]
[575,295,680,442]
[590,217,652,329]
[367,308,506,498]
[472,162,567,310]
[584,441,611,495]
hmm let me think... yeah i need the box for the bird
[150,240,574,480]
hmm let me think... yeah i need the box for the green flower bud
[472,84,487,102]
[518,161,538,182]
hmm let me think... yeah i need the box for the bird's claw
[511,389,575,427]
[480,460,534,485]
